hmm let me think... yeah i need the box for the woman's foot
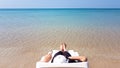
[60,43,67,51]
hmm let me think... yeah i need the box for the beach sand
[0,26,120,68]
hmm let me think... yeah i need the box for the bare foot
[60,43,67,51]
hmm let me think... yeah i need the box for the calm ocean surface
[0,9,120,30]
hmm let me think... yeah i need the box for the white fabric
[53,55,67,63]
[36,62,89,68]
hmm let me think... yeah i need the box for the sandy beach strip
[0,27,120,68]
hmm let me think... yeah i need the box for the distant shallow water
[0,9,120,28]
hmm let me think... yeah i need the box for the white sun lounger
[36,50,89,68]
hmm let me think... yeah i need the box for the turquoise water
[0,9,120,30]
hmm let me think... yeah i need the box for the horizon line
[0,8,120,10]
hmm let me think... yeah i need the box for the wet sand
[0,26,120,68]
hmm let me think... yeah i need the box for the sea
[0,8,120,30]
